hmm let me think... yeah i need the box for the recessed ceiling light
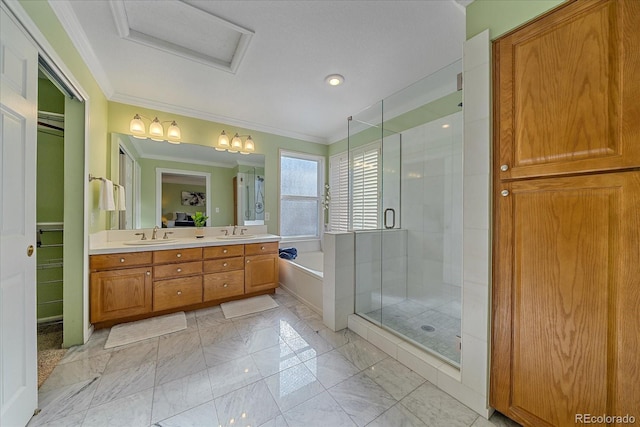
[325,74,344,86]
[442,124,450,128]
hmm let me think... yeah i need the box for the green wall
[162,183,207,221]
[137,158,237,227]
[20,0,109,346]
[37,78,65,321]
[466,0,565,39]
[107,101,327,234]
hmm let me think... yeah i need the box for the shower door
[351,60,463,367]
[350,101,405,328]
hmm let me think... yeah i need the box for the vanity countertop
[89,233,281,255]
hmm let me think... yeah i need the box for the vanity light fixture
[325,74,344,86]
[216,130,255,155]
[129,114,182,144]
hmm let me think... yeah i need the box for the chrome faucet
[232,225,238,235]
[152,225,160,240]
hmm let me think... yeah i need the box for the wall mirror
[110,133,265,229]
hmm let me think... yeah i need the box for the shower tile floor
[27,288,518,427]
[362,298,462,365]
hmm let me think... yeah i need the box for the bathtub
[278,251,323,315]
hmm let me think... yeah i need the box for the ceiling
[51,0,468,144]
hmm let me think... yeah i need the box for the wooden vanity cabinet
[152,248,203,311]
[244,242,279,293]
[90,241,279,327]
[89,254,153,323]
[203,245,245,302]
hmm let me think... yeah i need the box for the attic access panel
[109,0,253,73]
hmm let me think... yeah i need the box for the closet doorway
[35,60,84,388]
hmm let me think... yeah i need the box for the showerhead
[257,176,264,182]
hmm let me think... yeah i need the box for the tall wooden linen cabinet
[490,1,640,426]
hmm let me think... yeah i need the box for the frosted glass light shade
[229,133,242,153]
[216,130,230,151]
[241,136,255,154]
[167,121,181,143]
[130,114,146,138]
[149,117,164,141]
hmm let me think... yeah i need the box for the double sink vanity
[89,226,280,328]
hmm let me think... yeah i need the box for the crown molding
[110,92,329,145]
[48,0,114,97]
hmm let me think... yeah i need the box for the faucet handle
[163,231,173,240]
[241,228,248,235]
[134,232,147,240]
[222,229,229,236]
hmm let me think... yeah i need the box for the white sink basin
[216,234,255,240]
[123,239,177,246]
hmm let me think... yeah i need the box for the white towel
[116,185,126,211]
[99,179,116,211]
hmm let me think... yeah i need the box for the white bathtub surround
[322,232,355,331]
[278,238,321,254]
[278,252,324,315]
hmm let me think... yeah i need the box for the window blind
[329,143,380,231]
[329,153,349,231]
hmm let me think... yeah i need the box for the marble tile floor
[362,298,461,365]
[28,288,517,427]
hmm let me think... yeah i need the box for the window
[329,143,380,231]
[279,151,324,238]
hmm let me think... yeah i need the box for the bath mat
[221,295,279,319]
[104,312,186,349]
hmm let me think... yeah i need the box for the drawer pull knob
[501,190,510,197]
[120,258,125,263]
[223,249,228,254]
[223,283,228,288]
[500,164,509,172]
[223,262,228,267]
[177,253,182,258]
[177,268,182,273]
[146,271,151,276]
[177,291,182,295]
[246,260,250,263]
[261,246,265,250]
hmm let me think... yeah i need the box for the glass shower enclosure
[350,61,463,366]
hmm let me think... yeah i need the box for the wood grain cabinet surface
[491,1,640,425]
[90,241,278,327]
[90,267,152,323]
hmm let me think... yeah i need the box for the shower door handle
[384,208,396,229]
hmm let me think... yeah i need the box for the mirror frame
[155,168,212,227]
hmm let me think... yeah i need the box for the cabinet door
[244,253,279,293]
[491,172,640,426]
[90,267,152,322]
[495,0,640,179]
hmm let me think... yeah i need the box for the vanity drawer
[90,252,152,270]
[154,261,202,280]
[244,242,278,255]
[203,257,244,273]
[203,271,244,301]
[153,276,202,311]
[153,248,202,264]
[203,245,244,259]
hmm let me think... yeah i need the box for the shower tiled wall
[354,229,407,314]
[401,112,464,310]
